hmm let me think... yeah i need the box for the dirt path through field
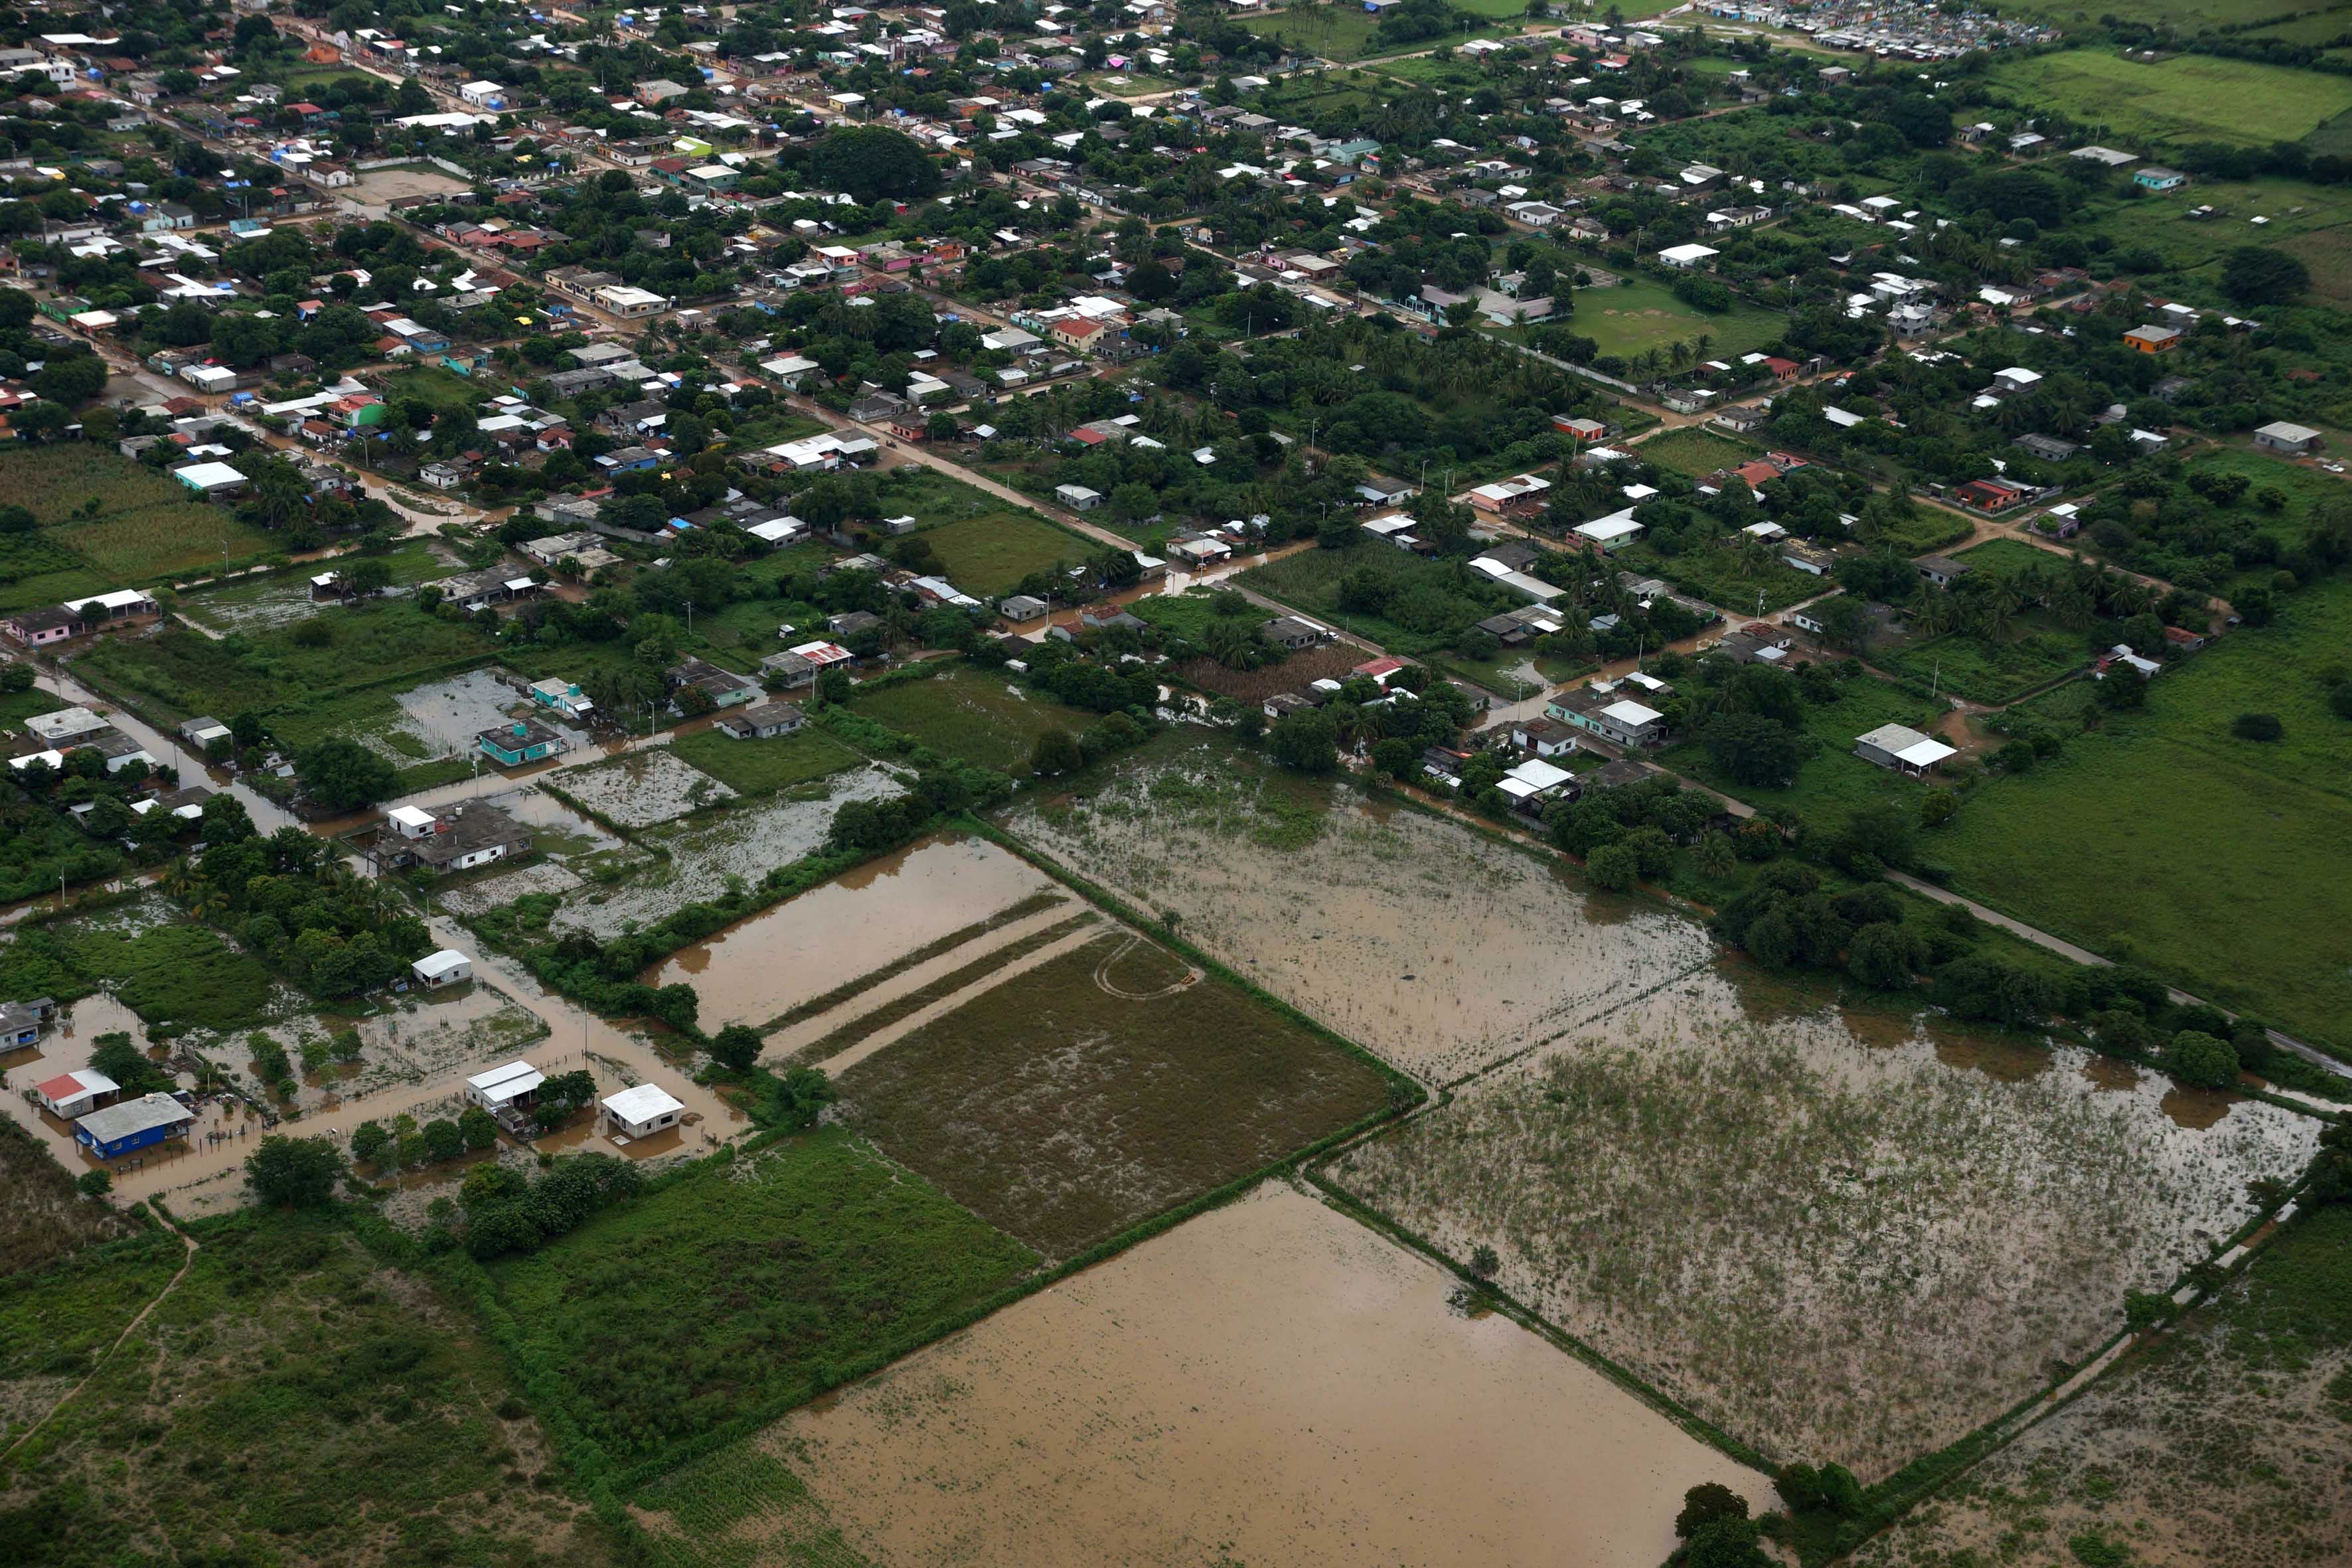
[3,1207,198,1462]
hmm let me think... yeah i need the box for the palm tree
[1911,584,1958,638]
[1693,332,1713,363]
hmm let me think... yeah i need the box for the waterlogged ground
[637,1183,1770,1568]
[1004,738,1713,1083]
[558,749,740,828]
[1851,1206,2352,1568]
[1329,963,2323,1480]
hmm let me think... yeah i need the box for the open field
[850,664,1097,774]
[665,726,859,797]
[1989,50,2352,147]
[1851,1204,2352,1568]
[0,446,279,589]
[489,1130,1036,1466]
[1658,669,1940,822]
[1328,961,2321,1479]
[637,1183,1773,1568]
[1874,616,2086,705]
[0,1212,613,1568]
[1236,540,1520,654]
[74,613,501,728]
[833,926,1396,1257]
[0,1119,139,1282]
[556,749,738,828]
[916,510,1085,596]
[1935,574,2352,1048]
[1637,426,1761,478]
[1620,538,1826,615]
[0,529,108,612]
[1990,0,2304,27]
[1571,277,1786,364]
[1004,732,1717,1083]
[1238,3,1515,60]
[177,540,457,633]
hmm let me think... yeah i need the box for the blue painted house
[526,678,595,721]
[75,1093,193,1160]
[477,716,570,767]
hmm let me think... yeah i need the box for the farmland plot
[1002,733,1715,1083]
[1327,963,2321,1479]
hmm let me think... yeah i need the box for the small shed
[35,1067,118,1117]
[412,949,474,987]
[74,1093,193,1160]
[2254,421,2321,456]
[603,1083,685,1140]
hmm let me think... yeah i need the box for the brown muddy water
[645,834,1057,1028]
[759,1184,1770,1568]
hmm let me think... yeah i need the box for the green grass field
[1571,278,1786,365]
[1934,574,2352,1048]
[1658,670,1941,824]
[1237,541,1520,654]
[665,726,859,795]
[1636,427,1760,479]
[918,511,1086,597]
[376,364,488,415]
[1990,0,2304,29]
[488,1130,1036,1466]
[0,446,279,589]
[1952,537,2067,580]
[1239,3,1515,60]
[75,611,500,726]
[851,665,1098,774]
[1990,50,2352,147]
[1618,540,1824,616]
[1875,615,2086,705]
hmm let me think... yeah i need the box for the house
[526,677,595,721]
[1257,615,1326,651]
[477,716,568,768]
[1056,483,1103,511]
[398,801,532,874]
[999,593,1050,623]
[35,1065,116,1117]
[1853,722,1955,777]
[1545,684,1668,747]
[2102,643,2162,679]
[714,700,805,740]
[1916,554,1972,588]
[412,949,475,987]
[1781,541,1838,576]
[25,706,112,747]
[74,1093,192,1160]
[2122,324,2180,354]
[63,589,159,627]
[666,655,762,710]
[173,459,248,495]
[1956,477,2026,513]
[1,997,56,1050]
[2135,167,2187,193]
[1509,716,1580,758]
[1573,509,1644,554]
[2254,420,2322,456]
[1553,415,1608,443]
[1,605,84,646]
[602,1083,685,1140]
[2012,433,2079,463]
[1498,757,1577,817]
[2162,625,2209,654]
[465,1059,544,1117]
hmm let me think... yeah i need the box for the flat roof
[1599,699,1664,726]
[76,1092,189,1142]
[175,459,247,487]
[603,1083,685,1121]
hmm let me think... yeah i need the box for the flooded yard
[645,832,1061,1030]
[1002,735,1713,1083]
[645,1183,1770,1568]
[555,749,739,828]
[1327,961,2323,1480]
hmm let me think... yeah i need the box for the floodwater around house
[644,1182,1770,1568]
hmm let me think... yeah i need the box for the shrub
[1677,1482,1749,1539]
[2166,1029,2238,1090]
[1586,840,1640,891]
[2231,712,2283,742]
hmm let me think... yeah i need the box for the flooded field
[556,749,739,828]
[1002,734,1713,1083]
[646,833,1061,1030]
[1328,962,2323,1480]
[638,1183,1770,1568]
[551,767,905,939]
[174,542,458,632]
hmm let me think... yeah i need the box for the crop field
[48,503,280,583]
[0,445,189,519]
[1619,538,1825,615]
[916,511,1084,597]
[637,1184,1772,1568]
[0,529,107,612]
[0,446,279,591]
[1873,617,2086,704]
[0,1212,613,1568]
[1636,426,1760,478]
[1989,50,2352,147]
[1657,670,1942,821]
[1571,277,1786,364]
[665,726,859,797]
[1934,574,2352,1048]
[1003,732,1717,1083]
[850,665,1097,774]
[73,613,501,728]
[1851,1204,2352,1568]
[833,927,1396,1258]
[1327,961,2321,1479]
[488,1129,1036,1466]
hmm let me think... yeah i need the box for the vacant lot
[851,665,1097,774]
[1638,426,1760,478]
[74,613,500,728]
[556,749,738,828]
[1622,538,1826,616]
[835,927,1395,1257]
[1572,277,1786,364]
[665,726,858,797]
[1329,961,2320,1479]
[489,1131,1036,1467]
[1990,50,2352,146]
[1004,732,1716,1083]
[1237,540,1521,654]
[919,511,1085,596]
[1936,575,2352,1048]
[1658,668,1942,821]
[178,540,456,633]
[637,1183,1771,1568]
[0,446,279,588]
[0,1212,611,1568]
[1852,1204,2352,1568]
[1874,617,2085,705]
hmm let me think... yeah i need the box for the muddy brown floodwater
[755,1184,1770,1568]
[645,833,1057,1028]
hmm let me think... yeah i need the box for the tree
[1586,840,1640,891]
[89,1032,167,1095]
[1031,727,1084,776]
[2231,712,2283,742]
[2221,246,2308,303]
[295,738,398,811]
[1268,708,1339,773]
[2167,1030,2238,1090]
[76,1169,112,1200]
[351,1120,390,1166]
[709,1023,763,1073]
[1683,1517,1774,1568]
[1703,712,1804,787]
[1372,736,1415,778]
[458,1105,498,1151]
[1693,830,1737,882]
[808,125,943,203]
[1676,1483,1750,1540]
[421,1118,465,1162]
[1847,921,1926,988]
[244,1135,347,1208]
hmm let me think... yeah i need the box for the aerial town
[0,0,2347,1563]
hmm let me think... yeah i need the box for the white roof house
[465,1059,546,1112]
[602,1083,685,1139]
[35,1067,118,1117]
[25,706,108,745]
[1854,722,1955,775]
[1573,510,1644,551]
[1657,243,1719,269]
[411,949,474,986]
[174,460,248,493]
